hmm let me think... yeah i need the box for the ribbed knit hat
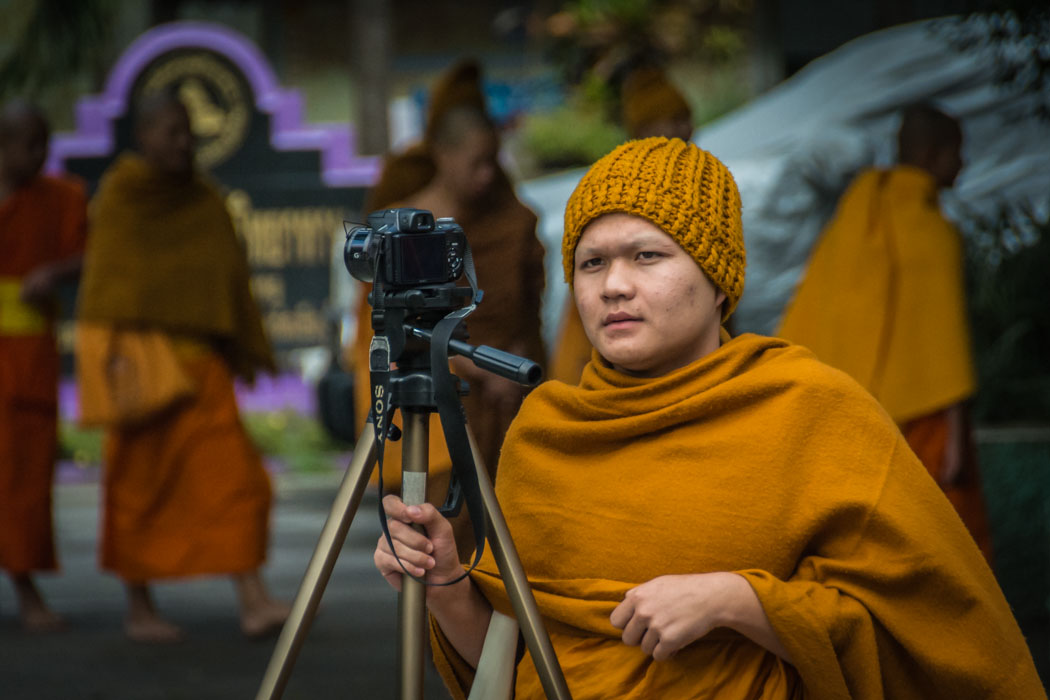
[563,137,745,318]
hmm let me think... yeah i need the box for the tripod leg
[399,410,429,700]
[467,431,573,700]
[255,428,378,700]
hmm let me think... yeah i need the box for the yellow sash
[0,277,48,335]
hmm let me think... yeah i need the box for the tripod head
[349,208,542,526]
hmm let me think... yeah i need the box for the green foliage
[59,410,348,474]
[568,0,654,27]
[964,201,1050,424]
[0,0,114,98]
[58,422,103,467]
[241,410,347,473]
[521,100,626,170]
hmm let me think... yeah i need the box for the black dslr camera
[344,208,467,288]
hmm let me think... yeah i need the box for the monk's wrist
[714,572,760,632]
[426,575,479,615]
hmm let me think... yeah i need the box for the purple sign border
[46,21,380,187]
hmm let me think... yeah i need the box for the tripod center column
[398,409,430,700]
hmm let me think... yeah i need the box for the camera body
[345,208,467,288]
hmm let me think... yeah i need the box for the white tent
[518,16,1050,343]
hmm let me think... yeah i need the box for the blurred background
[1,0,1047,697]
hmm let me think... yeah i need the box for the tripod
[255,322,573,700]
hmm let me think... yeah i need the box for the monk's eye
[579,257,603,270]
[637,251,662,261]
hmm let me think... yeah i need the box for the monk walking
[548,65,694,384]
[75,93,288,642]
[350,60,546,501]
[777,104,992,561]
[0,101,87,631]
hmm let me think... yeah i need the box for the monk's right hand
[374,494,462,593]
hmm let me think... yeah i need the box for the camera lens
[345,226,378,282]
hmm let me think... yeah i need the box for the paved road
[0,471,453,700]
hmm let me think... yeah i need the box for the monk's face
[137,102,195,178]
[573,213,726,377]
[433,126,498,201]
[0,114,48,186]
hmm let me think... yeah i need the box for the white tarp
[518,16,1050,343]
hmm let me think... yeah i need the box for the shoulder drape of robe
[431,334,1042,700]
[77,153,273,381]
[776,166,975,423]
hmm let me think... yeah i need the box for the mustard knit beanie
[563,137,745,318]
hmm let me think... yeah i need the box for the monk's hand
[373,495,462,593]
[610,573,745,661]
[19,267,58,308]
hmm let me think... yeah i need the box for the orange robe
[100,346,271,581]
[0,175,87,574]
[432,334,1044,700]
[777,166,990,555]
[77,153,274,581]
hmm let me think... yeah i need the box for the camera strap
[376,248,489,587]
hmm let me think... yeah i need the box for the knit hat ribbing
[562,137,746,318]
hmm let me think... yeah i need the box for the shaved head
[429,105,495,149]
[897,103,964,189]
[133,90,186,134]
[0,99,49,139]
[132,90,195,178]
[0,99,50,187]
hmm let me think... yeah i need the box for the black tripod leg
[256,428,378,700]
[468,431,574,700]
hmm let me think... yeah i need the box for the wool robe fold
[430,333,1043,700]
[776,165,975,424]
[776,165,989,556]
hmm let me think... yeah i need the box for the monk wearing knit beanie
[375,135,1044,700]
[549,70,697,384]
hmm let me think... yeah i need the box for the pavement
[0,469,453,700]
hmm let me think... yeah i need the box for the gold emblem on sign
[138,51,251,169]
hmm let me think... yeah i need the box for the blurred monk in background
[548,65,694,384]
[350,60,545,530]
[0,100,87,631]
[75,92,289,642]
[777,103,992,561]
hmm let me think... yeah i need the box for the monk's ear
[713,290,727,320]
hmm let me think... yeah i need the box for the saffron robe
[776,166,975,423]
[77,154,274,581]
[431,334,1043,699]
[0,175,87,573]
[100,347,271,581]
[777,166,988,554]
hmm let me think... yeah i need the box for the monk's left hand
[19,268,58,308]
[610,572,745,661]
